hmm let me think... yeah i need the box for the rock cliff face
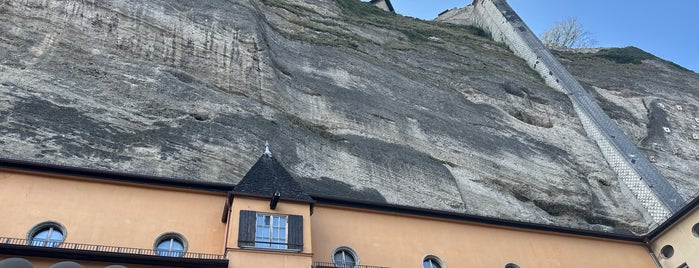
[554,48,699,200]
[1,0,697,233]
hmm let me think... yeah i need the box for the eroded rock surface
[555,48,699,200]
[3,0,695,233]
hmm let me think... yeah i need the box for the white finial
[264,141,272,157]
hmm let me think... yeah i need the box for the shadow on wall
[298,176,387,203]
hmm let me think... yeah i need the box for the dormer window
[238,210,303,251]
[255,214,287,249]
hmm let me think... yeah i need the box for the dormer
[224,144,314,267]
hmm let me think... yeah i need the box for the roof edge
[0,158,235,193]
[646,193,699,241]
[231,191,315,204]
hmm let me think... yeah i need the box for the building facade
[2,150,698,268]
[649,197,699,268]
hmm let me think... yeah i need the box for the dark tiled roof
[232,152,312,202]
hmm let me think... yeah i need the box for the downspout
[645,237,662,268]
[223,207,231,255]
[223,191,234,255]
[649,249,662,268]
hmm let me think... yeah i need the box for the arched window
[504,263,521,268]
[0,258,34,268]
[333,247,358,268]
[153,233,187,257]
[27,221,66,247]
[49,261,84,268]
[422,255,444,268]
[692,222,699,237]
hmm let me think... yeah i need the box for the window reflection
[30,227,63,247]
[156,238,184,257]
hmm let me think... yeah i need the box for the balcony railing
[312,261,388,268]
[0,237,226,260]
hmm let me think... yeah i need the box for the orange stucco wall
[651,207,699,268]
[225,196,313,268]
[0,169,227,255]
[311,205,656,268]
[1,167,666,268]
[226,249,312,268]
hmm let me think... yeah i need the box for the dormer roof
[232,147,312,203]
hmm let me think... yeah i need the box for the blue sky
[368,0,698,72]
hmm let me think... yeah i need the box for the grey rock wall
[554,48,699,203]
[437,0,690,223]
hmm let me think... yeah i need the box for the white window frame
[255,213,288,249]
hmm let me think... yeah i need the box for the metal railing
[0,237,226,260]
[469,0,685,223]
[312,261,388,268]
[238,240,302,250]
